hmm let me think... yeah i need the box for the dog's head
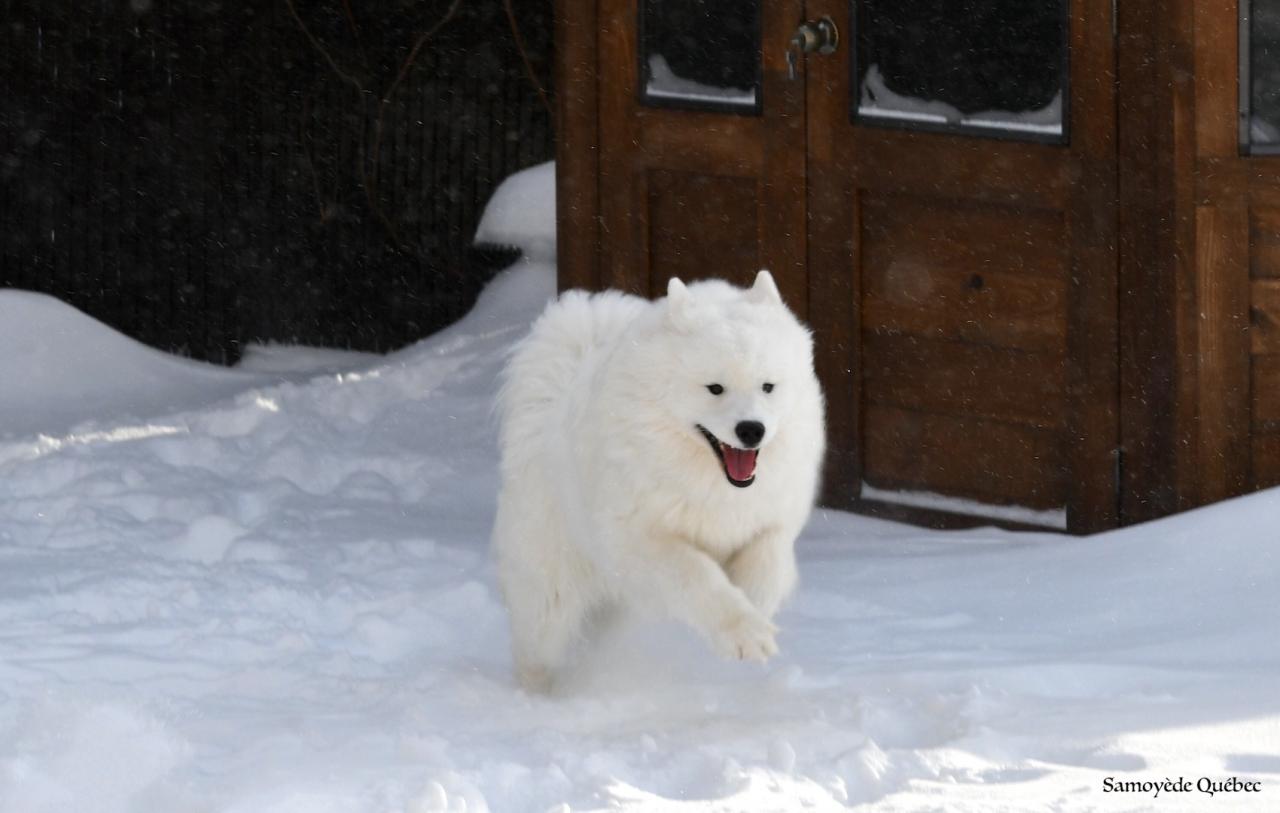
[653,270,817,489]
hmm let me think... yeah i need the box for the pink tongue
[722,446,758,482]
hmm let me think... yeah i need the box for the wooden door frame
[1067,0,1123,533]
[1180,0,1279,506]
[1115,0,1188,523]
[555,0,601,293]
[1115,0,1257,519]
[1184,0,1252,508]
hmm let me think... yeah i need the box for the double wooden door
[563,0,1118,533]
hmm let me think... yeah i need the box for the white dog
[492,271,825,691]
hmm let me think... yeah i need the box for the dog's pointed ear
[666,277,695,329]
[748,269,783,306]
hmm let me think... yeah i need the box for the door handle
[787,17,839,81]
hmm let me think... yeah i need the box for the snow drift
[0,162,1277,812]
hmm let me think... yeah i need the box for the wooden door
[592,0,808,308]
[563,0,1119,533]
[1186,0,1280,503]
[804,0,1119,533]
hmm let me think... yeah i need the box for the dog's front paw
[516,662,556,694]
[713,606,779,662]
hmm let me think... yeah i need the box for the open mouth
[697,425,758,488]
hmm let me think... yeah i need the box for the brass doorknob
[787,17,839,80]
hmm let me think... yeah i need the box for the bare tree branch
[365,0,464,244]
[504,0,551,115]
[339,0,370,71]
[282,0,365,93]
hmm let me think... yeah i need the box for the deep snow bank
[0,291,274,440]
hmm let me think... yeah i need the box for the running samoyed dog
[492,270,825,692]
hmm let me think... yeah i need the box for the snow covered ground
[2,162,1279,812]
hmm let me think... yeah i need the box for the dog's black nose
[735,420,765,448]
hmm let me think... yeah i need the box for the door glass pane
[853,1,1068,141]
[1244,0,1280,154]
[640,0,761,115]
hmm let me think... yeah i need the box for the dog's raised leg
[726,530,799,619]
[616,533,778,662]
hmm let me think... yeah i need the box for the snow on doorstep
[1,166,1279,812]
[860,482,1068,530]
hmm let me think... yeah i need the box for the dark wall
[0,0,552,362]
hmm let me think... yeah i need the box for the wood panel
[637,112,765,175]
[1249,207,1280,279]
[1195,203,1252,501]
[1189,0,1253,507]
[1192,0,1237,159]
[1248,216,1280,481]
[860,193,1069,355]
[1251,181,1280,461]
[1252,353,1280,428]
[1252,235,1280,491]
[862,264,1068,354]
[863,405,1067,509]
[1250,279,1280,355]
[646,171,759,290]
[862,334,1068,430]
[861,194,1068,280]
[1253,432,1280,488]
[849,132,1071,211]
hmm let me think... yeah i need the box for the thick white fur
[492,271,825,692]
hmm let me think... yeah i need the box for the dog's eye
[762,383,775,393]
[706,384,725,396]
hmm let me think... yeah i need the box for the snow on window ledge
[858,64,1063,138]
[644,54,757,109]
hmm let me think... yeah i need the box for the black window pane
[854,1,1067,141]
[640,0,761,114]
[1245,1,1280,153]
